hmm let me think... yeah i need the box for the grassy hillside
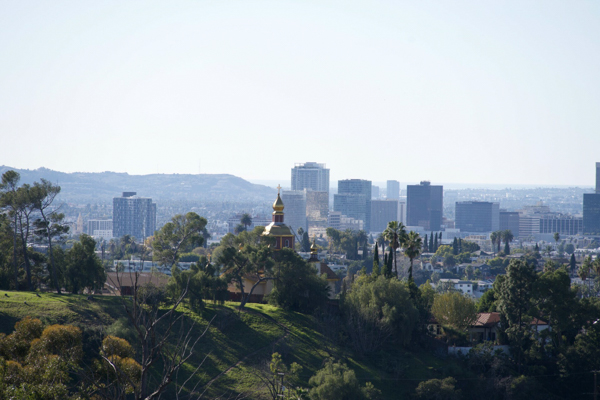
[0,290,461,399]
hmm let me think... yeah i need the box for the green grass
[0,292,464,399]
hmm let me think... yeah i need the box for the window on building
[285,239,290,247]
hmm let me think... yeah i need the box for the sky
[1,1,600,187]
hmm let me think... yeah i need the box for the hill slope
[0,166,276,202]
[0,291,457,399]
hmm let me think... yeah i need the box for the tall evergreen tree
[569,253,576,273]
[429,233,434,253]
[433,235,438,252]
[452,237,458,255]
[458,238,462,253]
[372,244,380,277]
[423,234,428,253]
[504,240,510,255]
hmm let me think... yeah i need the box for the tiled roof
[473,312,501,328]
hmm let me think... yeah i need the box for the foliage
[415,377,461,400]
[152,212,207,268]
[64,234,106,294]
[431,292,477,332]
[308,358,381,400]
[342,275,418,353]
[268,249,328,313]
[170,258,228,311]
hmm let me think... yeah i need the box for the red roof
[473,312,501,328]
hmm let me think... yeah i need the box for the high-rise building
[112,192,156,240]
[281,190,307,233]
[583,193,600,235]
[455,201,499,233]
[596,162,600,194]
[88,219,113,239]
[539,215,583,236]
[583,163,600,235]
[291,162,330,193]
[406,181,443,231]
[372,185,380,199]
[499,211,520,236]
[370,199,399,233]
[306,190,329,227]
[334,179,372,231]
[386,180,400,200]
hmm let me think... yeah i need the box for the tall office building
[406,181,443,231]
[112,192,156,240]
[371,199,399,233]
[455,201,499,233]
[334,179,372,232]
[597,162,600,194]
[291,162,330,193]
[583,163,600,235]
[372,185,380,199]
[306,190,329,227]
[281,190,307,233]
[499,211,520,236]
[386,180,400,200]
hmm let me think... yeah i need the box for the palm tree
[384,221,406,277]
[240,213,252,231]
[490,231,498,254]
[404,231,422,281]
[502,230,514,254]
[579,257,592,296]
[356,230,368,259]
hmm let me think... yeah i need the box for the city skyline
[2,2,600,186]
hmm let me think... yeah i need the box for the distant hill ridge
[0,166,276,202]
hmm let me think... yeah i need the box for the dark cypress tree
[386,250,393,278]
[452,237,459,255]
[439,232,443,242]
[569,253,576,273]
[429,233,434,253]
[423,234,428,252]
[504,241,510,255]
[433,235,438,252]
[372,244,380,276]
[535,243,539,252]
[458,238,463,253]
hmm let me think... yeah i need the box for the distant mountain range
[0,166,276,203]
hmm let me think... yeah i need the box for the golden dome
[310,240,318,255]
[272,193,284,213]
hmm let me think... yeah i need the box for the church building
[262,186,295,250]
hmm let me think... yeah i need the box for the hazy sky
[1,1,599,186]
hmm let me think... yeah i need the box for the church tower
[262,185,295,250]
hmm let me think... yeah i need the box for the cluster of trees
[325,228,369,261]
[490,230,514,255]
[422,232,442,253]
[0,170,72,292]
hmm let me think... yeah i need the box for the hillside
[0,166,276,202]
[0,290,458,399]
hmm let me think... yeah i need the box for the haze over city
[2,1,600,186]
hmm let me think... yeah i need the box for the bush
[308,359,381,400]
[415,377,461,400]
